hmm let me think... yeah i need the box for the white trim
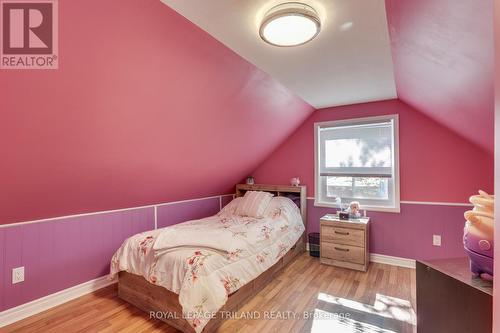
[0,194,234,229]
[400,200,472,207]
[0,275,116,328]
[314,200,401,213]
[154,206,158,230]
[305,197,471,207]
[369,253,416,268]
[314,119,319,206]
[393,114,401,212]
[314,114,401,213]
[1,205,156,228]
[305,244,415,269]
[155,194,228,208]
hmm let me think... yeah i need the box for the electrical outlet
[12,267,25,284]
[433,235,442,246]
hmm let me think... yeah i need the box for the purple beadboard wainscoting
[0,229,5,311]
[0,195,232,313]
[0,208,154,312]
[306,199,468,261]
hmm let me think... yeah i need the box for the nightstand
[320,214,370,272]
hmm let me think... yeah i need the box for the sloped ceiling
[161,0,494,153]
[385,0,494,152]
[160,0,397,108]
[0,0,313,224]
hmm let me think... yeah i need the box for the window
[314,115,400,212]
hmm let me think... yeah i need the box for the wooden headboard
[235,184,307,231]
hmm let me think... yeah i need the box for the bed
[111,184,307,333]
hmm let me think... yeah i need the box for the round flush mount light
[259,2,321,47]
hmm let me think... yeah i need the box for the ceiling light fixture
[259,2,321,47]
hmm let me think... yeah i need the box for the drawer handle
[334,247,349,252]
[334,231,350,235]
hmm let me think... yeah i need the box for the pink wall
[385,0,494,153]
[252,99,493,261]
[307,200,469,260]
[253,99,493,203]
[493,0,500,330]
[0,0,313,225]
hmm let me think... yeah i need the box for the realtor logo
[1,0,58,69]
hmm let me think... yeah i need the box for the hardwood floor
[3,253,416,333]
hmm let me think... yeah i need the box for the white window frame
[314,115,400,213]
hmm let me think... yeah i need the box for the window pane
[323,123,392,169]
[315,116,399,211]
[326,176,353,198]
[326,176,389,200]
[325,139,391,168]
[353,177,389,200]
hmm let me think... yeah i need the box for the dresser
[319,214,370,271]
[416,258,492,333]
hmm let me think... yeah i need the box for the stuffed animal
[463,190,494,281]
[290,177,300,187]
[348,201,361,218]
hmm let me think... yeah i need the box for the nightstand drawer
[321,225,364,246]
[322,243,365,265]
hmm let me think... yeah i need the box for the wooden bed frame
[118,184,307,333]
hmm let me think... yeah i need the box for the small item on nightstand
[339,212,350,220]
[246,176,255,185]
[290,177,300,186]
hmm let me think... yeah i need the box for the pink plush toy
[290,177,300,187]
[463,190,494,281]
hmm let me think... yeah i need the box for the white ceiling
[160,0,397,109]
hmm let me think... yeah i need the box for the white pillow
[235,191,274,218]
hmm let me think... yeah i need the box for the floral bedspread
[110,197,304,332]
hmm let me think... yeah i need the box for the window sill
[313,201,401,214]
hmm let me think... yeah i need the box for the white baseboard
[369,253,416,268]
[306,243,415,269]
[0,275,117,328]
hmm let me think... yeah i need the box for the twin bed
[111,184,307,333]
